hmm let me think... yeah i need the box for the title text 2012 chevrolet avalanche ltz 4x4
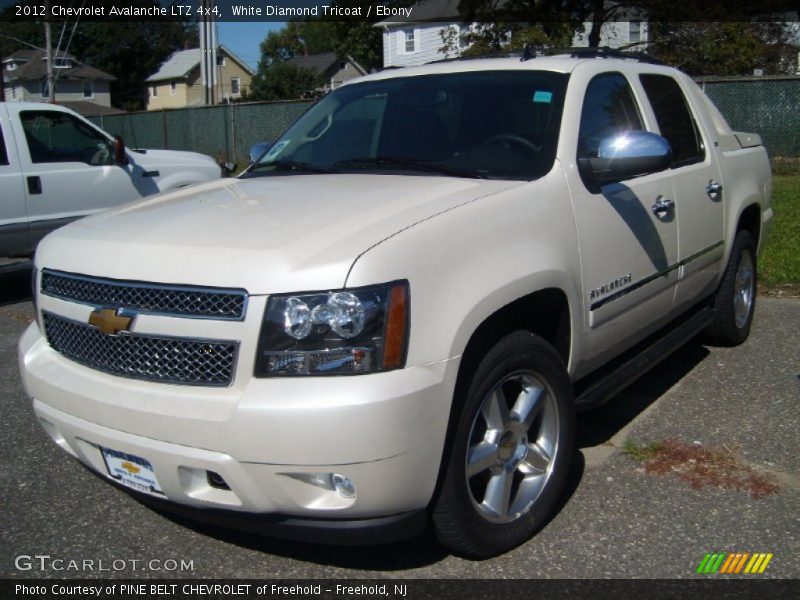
[19,52,772,557]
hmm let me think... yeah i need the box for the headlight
[255,281,409,377]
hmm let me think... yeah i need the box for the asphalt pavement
[1,260,798,579]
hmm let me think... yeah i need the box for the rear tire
[704,230,757,346]
[432,331,575,558]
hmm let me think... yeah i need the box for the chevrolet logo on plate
[88,308,134,335]
[121,461,140,475]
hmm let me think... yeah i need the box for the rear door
[638,73,725,308]
[9,107,141,247]
[0,107,29,256]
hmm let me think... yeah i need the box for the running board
[574,306,716,411]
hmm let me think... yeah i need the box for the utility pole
[199,0,217,105]
[45,0,55,102]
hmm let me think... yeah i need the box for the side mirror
[113,135,128,166]
[579,131,671,189]
[248,141,272,165]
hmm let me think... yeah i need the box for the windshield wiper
[333,157,486,179]
[247,159,334,175]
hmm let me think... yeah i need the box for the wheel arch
[452,288,572,413]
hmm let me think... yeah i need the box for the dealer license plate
[101,447,164,495]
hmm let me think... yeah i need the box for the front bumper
[19,322,459,526]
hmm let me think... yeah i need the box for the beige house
[145,46,254,110]
[2,49,117,114]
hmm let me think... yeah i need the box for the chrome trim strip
[590,240,724,311]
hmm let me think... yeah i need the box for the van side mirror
[113,135,128,166]
[578,131,671,190]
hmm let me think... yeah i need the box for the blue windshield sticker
[533,91,553,103]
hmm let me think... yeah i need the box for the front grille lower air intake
[43,312,238,387]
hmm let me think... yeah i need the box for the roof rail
[429,45,665,66]
[538,46,664,65]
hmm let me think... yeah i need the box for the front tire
[705,230,757,346]
[432,331,575,558]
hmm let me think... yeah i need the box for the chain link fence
[698,76,800,158]
[88,76,799,170]
[89,100,313,168]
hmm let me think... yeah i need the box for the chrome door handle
[652,196,674,215]
[707,180,723,197]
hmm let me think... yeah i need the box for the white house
[376,0,649,68]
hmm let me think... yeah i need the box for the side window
[640,74,704,167]
[578,72,644,159]
[20,111,114,166]
[0,123,9,166]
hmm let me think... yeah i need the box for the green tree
[249,61,323,101]
[250,0,402,101]
[648,21,798,76]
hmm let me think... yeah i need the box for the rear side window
[640,74,704,167]
[0,123,8,165]
[578,72,644,159]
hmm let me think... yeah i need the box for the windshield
[245,70,568,181]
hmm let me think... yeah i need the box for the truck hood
[130,147,218,169]
[36,175,520,294]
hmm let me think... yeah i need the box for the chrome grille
[41,270,247,320]
[43,312,238,387]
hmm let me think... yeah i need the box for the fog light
[206,471,230,490]
[284,472,357,498]
[332,473,356,499]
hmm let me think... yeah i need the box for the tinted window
[578,72,643,158]
[20,110,114,165]
[640,74,704,166]
[0,124,8,165]
[249,70,568,181]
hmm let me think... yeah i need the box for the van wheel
[432,331,574,558]
[705,230,757,346]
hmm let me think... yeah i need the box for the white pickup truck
[0,102,221,257]
[18,52,772,557]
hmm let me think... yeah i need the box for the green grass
[621,439,663,462]
[759,175,800,293]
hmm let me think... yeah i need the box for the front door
[564,69,679,371]
[11,108,141,248]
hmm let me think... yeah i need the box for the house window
[629,21,641,43]
[10,84,16,100]
[40,80,49,98]
[231,77,240,95]
[151,85,158,97]
[83,80,93,98]
[403,29,416,53]
[216,55,226,67]
[54,57,71,69]
[170,82,176,95]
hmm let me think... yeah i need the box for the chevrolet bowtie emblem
[88,308,133,335]
[121,461,140,475]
